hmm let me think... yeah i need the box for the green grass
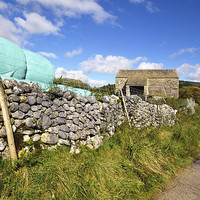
[179,80,200,88]
[1,107,200,200]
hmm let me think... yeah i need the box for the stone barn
[115,69,179,98]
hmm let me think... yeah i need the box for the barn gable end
[115,69,179,98]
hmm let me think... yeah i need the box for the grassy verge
[1,107,200,200]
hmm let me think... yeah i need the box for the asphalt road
[154,156,200,200]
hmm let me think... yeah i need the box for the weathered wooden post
[116,79,131,127]
[0,77,17,161]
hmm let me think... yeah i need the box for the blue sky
[0,0,200,86]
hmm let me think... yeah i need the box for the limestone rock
[13,85,24,95]
[5,89,12,95]
[48,126,60,134]
[63,104,69,111]
[56,117,66,125]
[42,114,52,129]
[70,124,78,133]
[101,96,110,103]
[41,133,58,145]
[19,103,31,113]
[12,111,25,119]
[58,139,70,146]
[53,98,62,106]
[58,131,69,139]
[30,82,42,93]
[19,82,31,93]
[32,134,41,142]
[87,96,97,104]
[14,120,23,128]
[50,87,63,97]
[23,135,30,142]
[36,97,42,104]
[186,98,196,115]
[8,94,20,103]
[19,95,28,103]
[33,111,41,119]
[87,135,103,149]
[23,130,34,135]
[31,105,38,112]
[0,138,6,151]
[63,90,74,101]
[3,79,16,89]
[70,145,81,154]
[60,125,69,132]
[0,127,6,138]
[9,102,19,112]
[42,101,51,107]
[28,96,36,105]
[25,118,36,128]
[59,112,67,118]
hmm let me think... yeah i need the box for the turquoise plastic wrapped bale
[23,49,54,84]
[0,36,91,97]
[0,36,55,85]
[0,37,27,79]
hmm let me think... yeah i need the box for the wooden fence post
[0,78,17,161]
[120,88,131,127]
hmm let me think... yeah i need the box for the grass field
[0,106,200,200]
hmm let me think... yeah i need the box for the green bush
[165,98,188,110]
[179,86,200,104]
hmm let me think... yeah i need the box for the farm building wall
[115,69,179,98]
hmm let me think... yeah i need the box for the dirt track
[155,156,200,200]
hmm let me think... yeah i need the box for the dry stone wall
[0,79,177,157]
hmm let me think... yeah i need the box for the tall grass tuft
[0,107,200,199]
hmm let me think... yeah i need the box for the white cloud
[130,0,145,3]
[186,65,200,81]
[55,67,108,86]
[16,0,116,24]
[80,54,147,74]
[130,0,160,14]
[145,1,160,13]
[0,14,24,44]
[170,47,198,58]
[37,51,57,58]
[15,0,30,5]
[15,12,62,35]
[176,63,200,81]
[0,1,7,10]
[66,47,82,57]
[176,63,197,75]
[137,62,163,69]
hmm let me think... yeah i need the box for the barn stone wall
[148,78,179,98]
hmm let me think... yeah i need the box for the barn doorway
[130,86,144,95]
[122,85,126,96]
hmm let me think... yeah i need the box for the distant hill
[55,78,200,95]
[54,77,91,90]
[179,80,200,88]
[54,77,115,95]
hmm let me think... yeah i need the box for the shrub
[179,87,200,104]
